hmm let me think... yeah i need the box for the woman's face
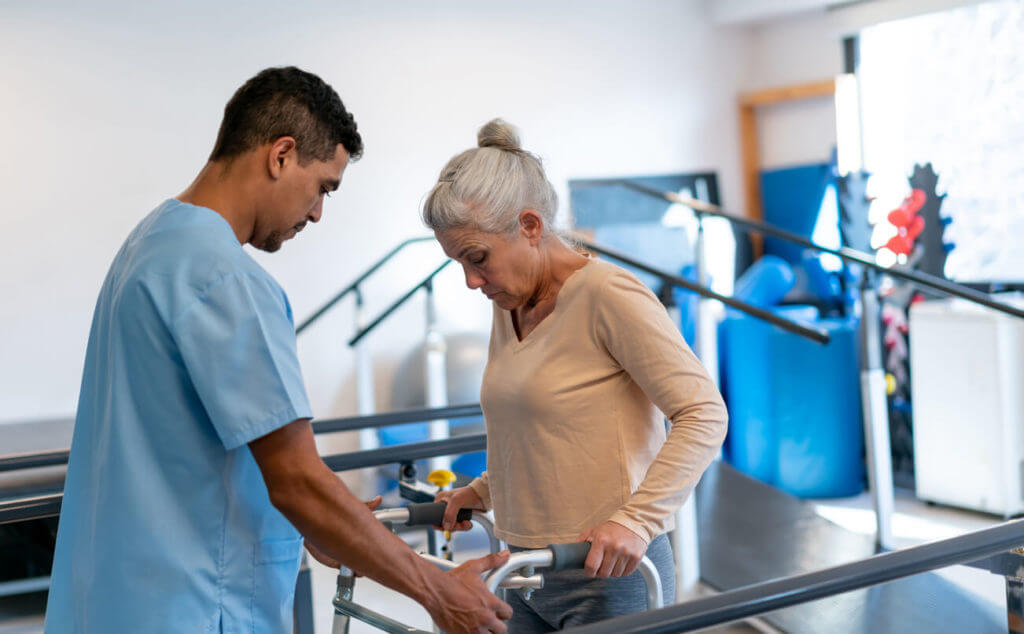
[435,224,539,311]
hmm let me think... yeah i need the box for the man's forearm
[271,461,444,610]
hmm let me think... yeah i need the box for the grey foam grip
[547,542,592,571]
[404,502,474,527]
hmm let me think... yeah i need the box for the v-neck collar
[505,257,592,350]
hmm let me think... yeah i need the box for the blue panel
[719,313,777,481]
[451,452,486,478]
[569,173,720,229]
[670,265,699,347]
[760,164,833,265]
[378,417,482,447]
[721,306,865,498]
[593,222,692,291]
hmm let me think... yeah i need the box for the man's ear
[519,209,544,245]
[267,137,297,180]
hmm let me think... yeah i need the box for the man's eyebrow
[457,246,483,260]
[324,179,340,191]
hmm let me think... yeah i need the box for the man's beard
[257,221,305,253]
[257,231,285,253]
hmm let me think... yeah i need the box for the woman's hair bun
[477,118,521,151]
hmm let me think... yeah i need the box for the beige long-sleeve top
[468,257,728,548]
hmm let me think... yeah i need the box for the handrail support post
[858,270,895,550]
[354,287,378,434]
[1006,576,1024,634]
[672,210,714,600]
[423,280,451,474]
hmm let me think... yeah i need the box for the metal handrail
[0,449,70,473]
[563,517,1024,633]
[0,433,487,525]
[577,239,831,344]
[321,434,485,472]
[615,179,1024,320]
[312,402,482,435]
[0,404,484,474]
[342,236,830,347]
[347,260,452,346]
[295,236,436,334]
[0,493,62,526]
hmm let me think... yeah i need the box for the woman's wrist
[466,478,491,510]
[605,513,652,545]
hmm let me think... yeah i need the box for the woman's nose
[463,267,485,290]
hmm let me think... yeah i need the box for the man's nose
[308,199,323,223]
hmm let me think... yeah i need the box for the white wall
[740,0,987,170]
[744,13,844,169]
[0,0,750,425]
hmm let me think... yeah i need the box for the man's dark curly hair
[209,66,362,164]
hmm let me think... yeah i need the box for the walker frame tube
[483,549,664,611]
[333,506,509,634]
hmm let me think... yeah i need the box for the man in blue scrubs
[45,67,512,633]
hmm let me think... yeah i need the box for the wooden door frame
[738,78,838,254]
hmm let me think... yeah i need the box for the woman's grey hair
[422,119,559,237]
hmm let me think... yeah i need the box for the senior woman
[427,119,727,630]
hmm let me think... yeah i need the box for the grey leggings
[506,534,675,632]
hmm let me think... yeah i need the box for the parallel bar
[0,493,62,525]
[564,518,1024,634]
[312,403,483,435]
[0,576,50,598]
[0,449,69,473]
[616,180,1024,320]
[295,236,434,334]
[348,260,453,347]
[0,436,488,525]
[322,434,486,472]
[578,240,831,345]
[0,405,484,473]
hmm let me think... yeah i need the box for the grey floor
[809,488,1007,609]
[1,490,1006,633]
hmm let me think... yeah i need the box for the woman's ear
[519,209,544,245]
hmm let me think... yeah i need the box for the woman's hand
[577,521,647,578]
[434,486,485,532]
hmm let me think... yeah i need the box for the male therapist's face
[256,142,349,253]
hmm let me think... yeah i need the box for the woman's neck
[523,240,589,312]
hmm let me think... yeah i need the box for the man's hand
[250,420,506,627]
[434,486,485,533]
[304,540,339,568]
[577,521,647,578]
[304,496,382,570]
[425,551,513,634]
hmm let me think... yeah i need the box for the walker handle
[405,502,474,527]
[547,542,592,571]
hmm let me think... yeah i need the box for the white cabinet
[910,296,1024,517]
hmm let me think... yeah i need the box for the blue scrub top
[46,200,314,633]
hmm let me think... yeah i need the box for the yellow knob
[428,469,457,488]
[885,373,897,396]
